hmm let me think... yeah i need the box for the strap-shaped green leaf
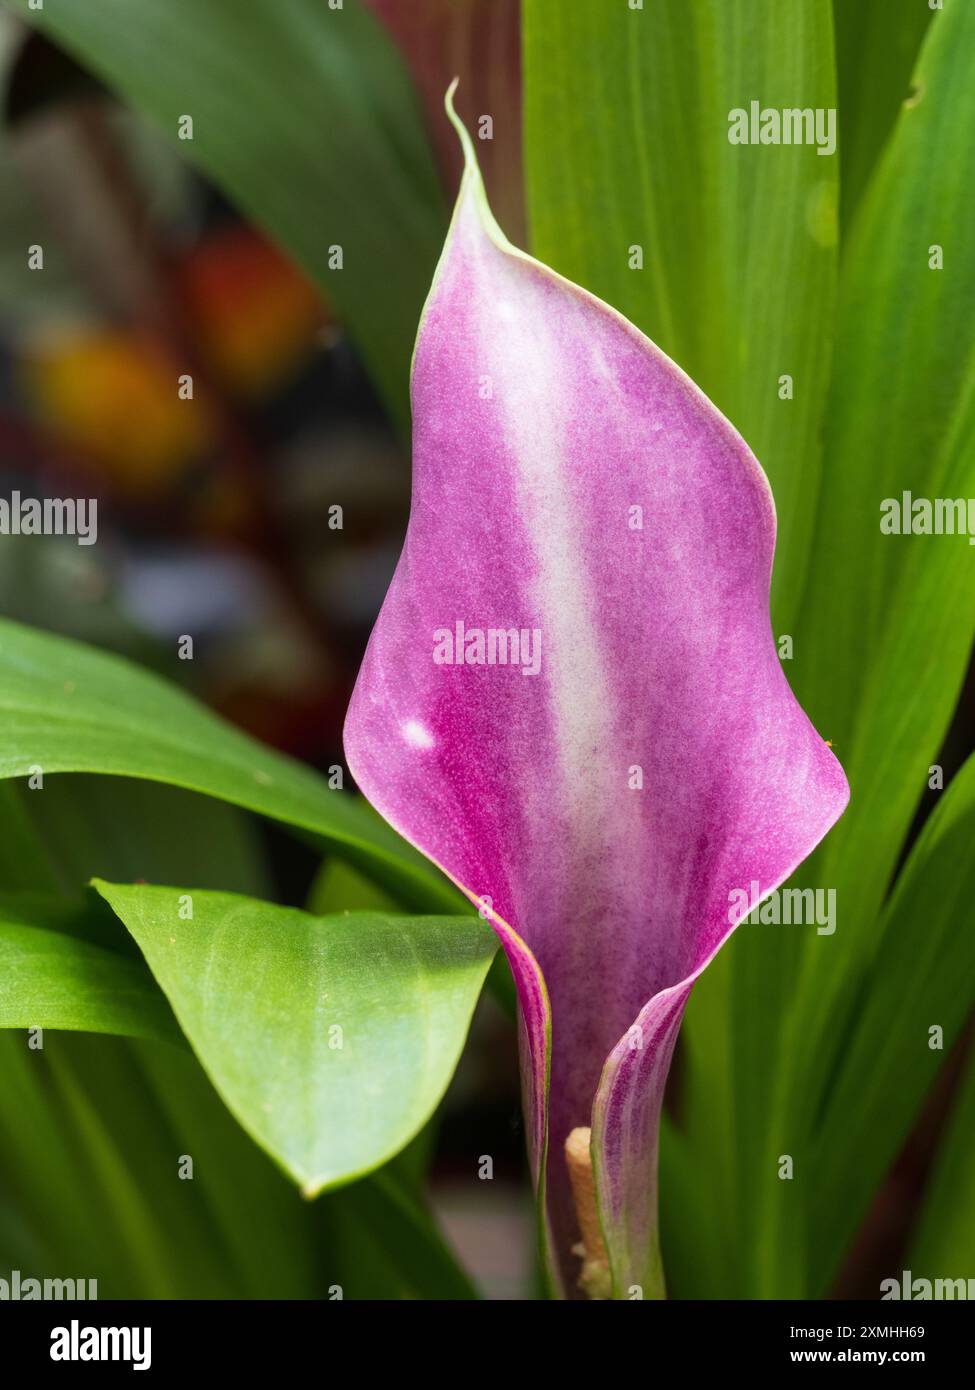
[5,0,445,422]
[0,1029,476,1298]
[21,775,272,900]
[908,1042,975,1282]
[760,6,975,1286]
[833,0,931,231]
[0,894,179,1043]
[0,781,58,892]
[94,880,496,1193]
[0,618,459,911]
[794,0,975,952]
[804,752,975,1292]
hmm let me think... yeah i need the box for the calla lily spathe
[345,86,848,1298]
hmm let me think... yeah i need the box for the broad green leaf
[94,880,496,1193]
[833,0,931,231]
[0,894,179,1043]
[908,1043,975,1279]
[524,0,838,631]
[308,860,452,1193]
[803,752,975,1293]
[0,618,459,912]
[307,859,518,1027]
[4,0,445,421]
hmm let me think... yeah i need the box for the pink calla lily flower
[345,87,849,1298]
